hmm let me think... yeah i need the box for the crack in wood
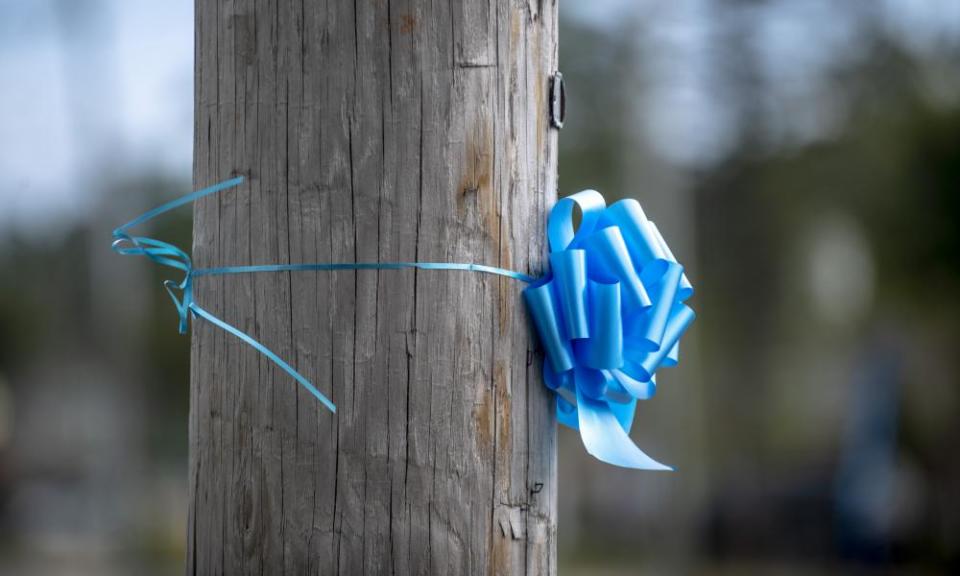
[190,0,558,573]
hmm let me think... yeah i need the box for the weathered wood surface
[189,1,559,574]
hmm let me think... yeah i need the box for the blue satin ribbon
[113,178,694,469]
[523,190,695,469]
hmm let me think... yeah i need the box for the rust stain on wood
[494,360,511,450]
[456,120,499,244]
[399,14,416,35]
[497,270,512,336]
[474,388,493,452]
[498,297,511,337]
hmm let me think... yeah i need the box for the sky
[0,0,193,232]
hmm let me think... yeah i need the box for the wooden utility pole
[189,1,559,574]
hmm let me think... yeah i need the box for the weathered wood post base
[189,1,558,574]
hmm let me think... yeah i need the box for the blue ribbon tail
[189,303,336,413]
[575,385,672,471]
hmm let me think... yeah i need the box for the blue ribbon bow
[114,178,694,469]
[523,190,695,469]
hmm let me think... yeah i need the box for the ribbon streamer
[113,178,694,469]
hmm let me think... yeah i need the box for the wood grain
[190,1,558,574]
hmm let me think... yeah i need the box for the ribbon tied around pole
[113,177,694,469]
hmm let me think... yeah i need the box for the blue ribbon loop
[523,194,696,470]
[111,176,339,412]
[113,178,694,469]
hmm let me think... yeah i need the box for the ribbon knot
[111,230,194,334]
[111,177,337,413]
[523,191,695,470]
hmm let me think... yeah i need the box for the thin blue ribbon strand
[111,177,532,416]
[195,262,534,283]
[113,177,695,469]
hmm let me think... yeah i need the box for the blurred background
[1,0,959,574]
